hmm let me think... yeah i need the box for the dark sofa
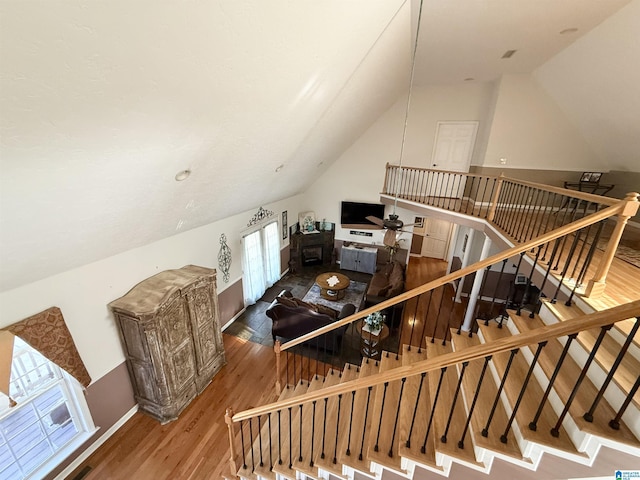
[266,290,355,346]
[364,260,405,328]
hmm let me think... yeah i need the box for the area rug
[302,280,368,312]
[597,239,640,269]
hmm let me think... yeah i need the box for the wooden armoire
[109,265,225,423]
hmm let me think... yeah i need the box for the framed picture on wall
[282,211,288,240]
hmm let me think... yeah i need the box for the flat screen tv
[340,201,385,227]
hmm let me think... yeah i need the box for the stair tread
[425,340,484,468]
[479,323,585,457]
[336,357,380,471]
[367,352,405,473]
[451,330,525,461]
[398,345,440,470]
[290,375,328,476]
[313,364,359,477]
[271,380,311,478]
[510,313,640,447]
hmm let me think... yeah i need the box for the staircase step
[425,340,484,469]
[451,330,527,463]
[398,345,441,472]
[271,379,312,480]
[509,313,640,448]
[478,322,586,459]
[314,364,360,477]
[337,357,380,472]
[542,300,640,410]
[367,352,405,473]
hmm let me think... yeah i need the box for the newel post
[585,192,639,298]
[383,162,391,195]
[225,408,238,478]
[274,340,282,395]
[486,173,505,222]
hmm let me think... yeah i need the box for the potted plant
[363,311,384,334]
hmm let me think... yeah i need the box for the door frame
[430,120,479,171]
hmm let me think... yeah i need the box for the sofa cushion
[292,298,317,311]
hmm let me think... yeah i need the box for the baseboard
[222,306,247,331]
[54,405,139,480]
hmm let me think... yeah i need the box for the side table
[355,320,389,360]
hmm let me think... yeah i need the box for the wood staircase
[228,170,640,479]
[232,299,640,480]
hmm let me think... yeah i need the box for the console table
[340,245,377,274]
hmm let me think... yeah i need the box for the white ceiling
[0,0,634,292]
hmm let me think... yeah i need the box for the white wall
[304,83,495,240]
[534,0,640,171]
[0,195,303,383]
[482,74,600,171]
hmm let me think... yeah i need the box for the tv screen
[340,201,385,226]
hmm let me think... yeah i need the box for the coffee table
[315,272,350,301]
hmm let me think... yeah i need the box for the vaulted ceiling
[0,0,635,292]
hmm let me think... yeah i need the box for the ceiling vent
[501,49,517,59]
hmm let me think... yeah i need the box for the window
[0,337,96,480]
[242,220,281,304]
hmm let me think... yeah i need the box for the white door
[421,218,452,259]
[428,121,478,197]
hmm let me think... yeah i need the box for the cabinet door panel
[168,341,196,393]
[161,296,190,348]
[194,321,217,369]
[119,315,148,360]
[129,360,156,402]
[341,247,357,271]
[189,285,213,326]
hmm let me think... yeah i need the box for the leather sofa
[267,290,356,347]
[365,260,405,305]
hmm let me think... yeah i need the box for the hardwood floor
[68,335,279,480]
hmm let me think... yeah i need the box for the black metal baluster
[388,378,406,457]
[575,220,605,288]
[345,390,356,456]
[486,259,508,325]
[268,413,273,469]
[359,386,373,461]
[510,185,529,237]
[524,188,544,242]
[298,404,303,461]
[551,325,612,437]
[320,397,328,460]
[529,334,577,431]
[464,177,476,215]
[459,357,491,448]
[288,407,292,468]
[333,394,342,463]
[484,177,496,219]
[406,372,426,448]
[419,291,434,352]
[585,318,639,422]
[494,181,513,227]
[505,184,524,236]
[422,367,447,453]
[278,410,282,465]
[310,400,316,467]
[240,420,247,469]
[257,415,263,467]
[408,293,421,350]
[482,349,518,436]
[249,418,255,471]
[431,285,447,343]
[516,187,535,242]
[442,362,468,443]
[374,382,389,452]
[609,374,640,430]
[568,223,593,282]
[501,342,546,443]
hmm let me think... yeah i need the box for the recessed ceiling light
[501,50,517,59]
[175,169,191,181]
[275,164,284,172]
[560,28,578,35]
[464,77,475,82]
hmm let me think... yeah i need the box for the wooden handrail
[233,299,640,422]
[384,164,621,206]
[279,199,626,352]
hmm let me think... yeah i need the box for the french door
[242,220,280,305]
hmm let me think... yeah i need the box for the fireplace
[302,245,323,265]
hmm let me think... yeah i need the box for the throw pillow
[276,296,297,308]
[293,298,317,311]
[313,303,338,319]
